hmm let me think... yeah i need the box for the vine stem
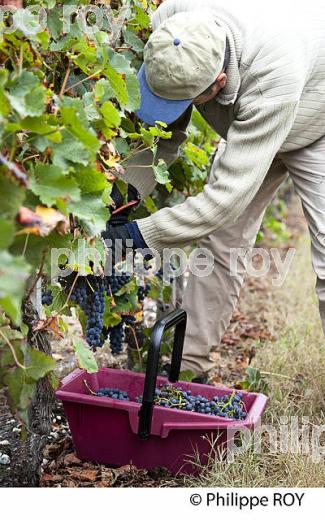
[0,329,27,370]
[126,324,142,370]
[83,379,96,396]
[59,65,71,97]
[119,140,159,165]
[26,249,47,300]
[57,272,80,314]
[22,233,30,257]
[64,69,103,94]
[18,42,23,75]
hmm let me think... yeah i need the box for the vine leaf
[25,349,57,381]
[30,165,81,207]
[8,71,46,118]
[100,101,121,129]
[16,206,69,237]
[0,251,31,324]
[153,159,171,185]
[73,339,98,374]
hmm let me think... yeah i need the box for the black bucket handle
[138,308,187,439]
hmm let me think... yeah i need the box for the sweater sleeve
[121,106,192,198]
[137,100,299,253]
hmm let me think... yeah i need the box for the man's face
[193,72,227,105]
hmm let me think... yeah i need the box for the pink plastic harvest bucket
[56,310,268,475]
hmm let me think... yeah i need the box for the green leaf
[94,78,115,102]
[8,71,46,118]
[153,159,171,185]
[125,73,141,112]
[73,166,109,194]
[26,348,56,381]
[52,130,93,168]
[68,193,109,236]
[3,367,35,417]
[132,6,150,29]
[106,49,134,75]
[143,196,158,214]
[0,219,15,249]
[184,142,209,168]
[123,28,144,52]
[73,339,98,373]
[0,172,26,220]
[47,7,63,39]
[179,370,196,382]
[61,106,99,153]
[30,164,81,206]
[100,101,121,129]
[0,251,31,324]
[104,64,128,107]
[20,116,61,141]
[0,91,9,117]
[115,278,137,297]
[103,296,122,328]
[44,285,69,316]
[0,69,8,88]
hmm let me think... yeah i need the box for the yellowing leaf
[16,205,69,237]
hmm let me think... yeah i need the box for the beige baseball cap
[136,11,226,125]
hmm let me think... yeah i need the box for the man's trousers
[181,137,325,375]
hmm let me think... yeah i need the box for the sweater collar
[214,18,242,105]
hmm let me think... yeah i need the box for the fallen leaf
[63,479,77,487]
[113,464,137,478]
[63,452,81,466]
[42,473,64,483]
[67,468,99,482]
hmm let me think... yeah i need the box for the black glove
[101,224,133,268]
[109,183,140,226]
[102,220,151,270]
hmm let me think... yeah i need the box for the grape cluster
[108,322,125,355]
[68,276,105,349]
[96,387,129,400]
[42,289,53,306]
[137,284,151,303]
[137,285,146,303]
[85,277,105,349]
[93,383,247,420]
[137,385,247,420]
[69,278,87,308]
[105,270,131,295]
[123,315,136,326]
[63,269,138,354]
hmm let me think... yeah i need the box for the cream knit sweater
[124,0,325,253]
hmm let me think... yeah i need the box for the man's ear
[216,72,227,89]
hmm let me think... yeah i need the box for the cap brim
[135,64,192,126]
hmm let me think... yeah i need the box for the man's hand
[102,220,149,269]
[102,224,133,267]
[109,183,140,226]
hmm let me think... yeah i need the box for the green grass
[186,235,325,487]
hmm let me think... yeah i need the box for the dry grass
[186,234,325,487]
